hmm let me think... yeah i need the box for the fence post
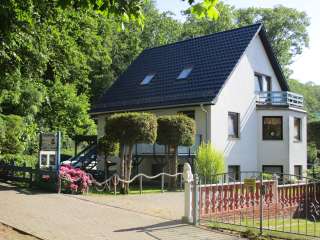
[193,174,199,225]
[161,174,164,193]
[140,175,143,195]
[182,163,194,224]
[259,173,263,235]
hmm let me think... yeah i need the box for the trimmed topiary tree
[105,112,157,193]
[157,115,196,190]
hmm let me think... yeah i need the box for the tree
[236,5,310,77]
[195,142,225,181]
[105,112,157,193]
[157,115,195,190]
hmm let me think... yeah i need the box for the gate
[192,171,320,238]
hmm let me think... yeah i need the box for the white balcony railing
[134,134,202,156]
[256,91,304,108]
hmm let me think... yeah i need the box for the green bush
[0,154,37,168]
[195,143,225,179]
[105,112,157,145]
[262,173,273,180]
[156,115,195,146]
[97,135,119,159]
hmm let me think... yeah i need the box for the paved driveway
[0,183,242,240]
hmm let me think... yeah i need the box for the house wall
[209,34,306,174]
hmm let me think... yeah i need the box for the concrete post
[182,163,193,224]
[272,174,279,203]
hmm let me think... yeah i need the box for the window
[178,110,195,119]
[228,112,239,138]
[255,73,272,92]
[263,116,283,140]
[294,165,302,179]
[49,154,56,165]
[263,165,283,175]
[40,154,47,166]
[294,118,301,141]
[228,165,240,181]
[140,73,155,85]
[177,66,193,79]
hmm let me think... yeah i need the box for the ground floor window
[228,165,240,181]
[294,165,302,179]
[262,165,283,175]
[263,116,283,140]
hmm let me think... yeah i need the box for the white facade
[95,35,307,176]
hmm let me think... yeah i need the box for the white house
[91,24,307,179]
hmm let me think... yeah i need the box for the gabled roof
[92,23,288,114]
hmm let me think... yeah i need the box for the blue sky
[155,0,320,84]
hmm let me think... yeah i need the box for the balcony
[134,134,202,156]
[256,91,304,108]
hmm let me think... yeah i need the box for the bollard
[161,174,164,193]
[181,163,194,224]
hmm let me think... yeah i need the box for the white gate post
[182,163,193,224]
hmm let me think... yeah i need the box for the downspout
[200,104,208,143]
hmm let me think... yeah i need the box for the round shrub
[105,112,157,145]
[156,115,195,146]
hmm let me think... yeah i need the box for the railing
[59,172,184,195]
[134,134,202,156]
[256,91,304,108]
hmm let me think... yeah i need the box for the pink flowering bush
[59,164,91,194]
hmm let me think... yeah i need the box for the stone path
[0,183,243,240]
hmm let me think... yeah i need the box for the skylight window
[140,73,155,85]
[177,66,193,79]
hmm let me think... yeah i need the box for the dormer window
[177,66,193,79]
[140,73,155,85]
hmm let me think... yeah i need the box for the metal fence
[194,171,320,238]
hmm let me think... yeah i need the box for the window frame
[294,165,302,179]
[262,165,284,174]
[228,165,240,181]
[228,112,240,139]
[262,116,283,141]
[293,117,302,142]
[254,72,272,92]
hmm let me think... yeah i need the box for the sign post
[55,131,61,172]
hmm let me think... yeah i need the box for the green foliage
[105,112,157,145]
[289,79,320,121]
[262,173,273,180]
[307,122,320,148]
[97,135,119,159]
[195,143,225,178]
[156,115,195,147]
[0,154,37,168]
[307,142,318,164]
[0,114,26,154]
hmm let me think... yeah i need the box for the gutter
[90,101,214,116]
[200,104,208,143]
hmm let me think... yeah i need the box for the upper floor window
[178,110,195,119]
[177,66,193,79]
[255,73,272,92]
[228,112,239,138]
[263,116,283,140]
[294,117,301,141]
[140,73,155,85]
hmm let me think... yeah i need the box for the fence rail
[59,172,184,195]
[194,172,320,238]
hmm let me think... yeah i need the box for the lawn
[206,216,320,240]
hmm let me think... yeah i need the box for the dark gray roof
[92,23,288,114]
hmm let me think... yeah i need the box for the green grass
[88,185,182,195]
[207,217,320,240]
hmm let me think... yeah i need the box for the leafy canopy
[156,115,195,146]
[105,112,157,146]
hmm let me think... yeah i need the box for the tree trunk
[119,144,126,194]
[168,145,178,191]
[125,145,134,193]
